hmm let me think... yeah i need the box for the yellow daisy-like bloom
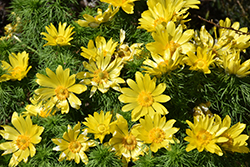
[134,113,179,153]
[137,0,200,32]
[0,51,32,82]
[115,29,143,62]
[100,0,138,14]
[76,5,119,28]
[142,49,184,77]
[118,71,170,122]
[52,122,95,164]
[35,65,87,114]
[40,22,75,47]
[221,49,250,78]
[80,36,118,61]
[219,115,250,153]
[146,22,195,56]
[184,114,229,156]
[218,17,250,52]
[23,96,56,118]
[0,112,44,167]
[77,54,125,97]
[83,110,112,143]
[109,114,146,163]
[184,47,216,74]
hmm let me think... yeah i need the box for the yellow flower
[100,0,138,14]
[0,112,44,167]
[77,54,125,97]
[109,114,146,163]
[35,65,87,114]
[118,71,170,122]
[76,5,119,28]
[0,51,32,82]
[23,95,56,118]
[184,47,216,74]
[146,22,195,56]
[137,0,200,32]
[134,113,179,152]
[221,49,250,78]
[219,115,250,153]
[52,122,95,164]
[83,110,112,143]
[115,29,143,62]
[80,36,118,61]
[40,22,75,47]
[142,49,184,77]
[184,114,229,156]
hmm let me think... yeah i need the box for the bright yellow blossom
[80,36,118,61]
[76,5,119,28]
[52,122,95,164]
[40,22,75,47]
[118,72,170,122]
[142,49,184,77]
[83,110,112,143]
[138,0,200,32]
[221,50,250,78]
[77,54,125,97]
[101,0,138,14]
[146,22,195,56]
[115,29,143,62]
[0,112,44,167]
[35,65,87,114]
[134,113,179,152]
[184,114,229,156]
[184,47,216,74]
[23,96,56,118]
[0,51,32,82]
[219,115,249,153]
[109,114,146,163]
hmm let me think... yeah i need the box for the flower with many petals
[52,122,95,164]
[184,114,229,156]
[219,115,250,153]
[137,0,200,32]
[35,65,87,114]
[40,22,75,47]
[101,0,138,14]
[83,110,112,143]
[76,5,119,28]
[0,112,44,167]
[77,53,125,97]
[118,72,170,122]
[221,49,250,78]
[183,47,216,74]
[0,51,32,82]
[146,22,195,56]
[109,114,146,163]
[80,36,118,61]
[134,113,179,152]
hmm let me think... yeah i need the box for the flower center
[11,66,25,79]
[16,135,30,150]
[93,69,109,84]
[196,130,212,146]
[165,41,180,55]
[137,91,154,107]
[196,59,206,69]
[154,17,167,28]
[55,35,66,44]
[97,124,107,133]
[149,127,165,143]
[68,141,82,153]
[55,86,69,100]
[122,134,137,150]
